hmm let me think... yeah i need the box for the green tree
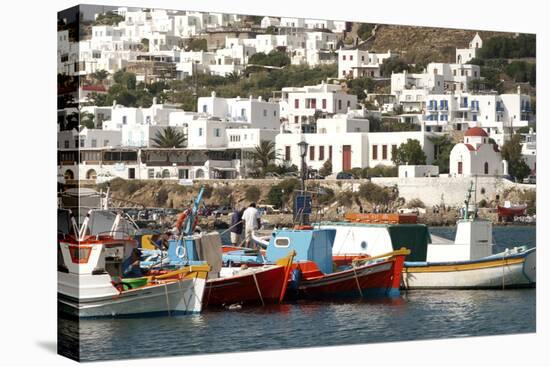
[380,57,410,77]
[113,70,137,90]
[357,23,375,40]
[93,11,124,26]
[248,50,290,67]
[347,77,374,100]
[151,126,187,148]
[319,160,333,177]
[501,134,531,181]
[245,186,261,202]
[185,38,208,52]
[252,140,278,175]
[392,139,427,166]
[79,111,95,129]
[90,69,109,84]
[429,135,455,173]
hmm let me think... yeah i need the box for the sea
[58,225,536,362]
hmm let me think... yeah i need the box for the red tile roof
[464,127,488,137]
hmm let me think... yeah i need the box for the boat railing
[351,247,411,267]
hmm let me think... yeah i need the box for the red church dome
[464,127,488,137]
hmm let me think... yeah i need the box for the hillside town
[57,6,536,211]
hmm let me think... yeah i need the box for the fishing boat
[139,187,296,308]
[57,209,209,318]
[318,183,536,289]
[222,227,409,299]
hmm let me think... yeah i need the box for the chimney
[211,91,216,97]
[258,96,263,101]
[112,100,117,107]
[517,85,521,95]
[152,96,157,105]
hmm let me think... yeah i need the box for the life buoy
[175,209,190,231]
[175,245,187,259]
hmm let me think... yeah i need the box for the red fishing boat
[204,251,295,307]
[497,204,527,221]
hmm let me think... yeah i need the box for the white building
[449,127,505,177]
[102,99,182,130]
[58,127,121,149]
[424,88,534,145]
[261,17,280,28]
[520,128,536,172]
[391,70,444,112]
[121,124,186,148]
[198,92,280,130]
[278,82,358,133]
[456,32,483,64]
[276,115,434,172]
[398,165,439,178]
[338,49,396,79]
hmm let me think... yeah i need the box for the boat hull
[293,257,405,300]
[58,273,206,318]
[204,265,287,307]
[402,248,536,289]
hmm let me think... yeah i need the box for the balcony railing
[427,104,438,111]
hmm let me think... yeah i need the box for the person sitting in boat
[150,232,170,251]
[122,248,144,278]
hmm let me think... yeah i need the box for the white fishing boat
[57,209,209,318]
[318,183,536,289]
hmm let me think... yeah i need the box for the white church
[449,127,507,177]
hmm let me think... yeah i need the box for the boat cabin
[265,229,336,275]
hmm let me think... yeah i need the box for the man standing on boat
[242,202,261,248]
[230,207,244,247]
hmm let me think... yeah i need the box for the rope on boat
[251,270,265,306]
[177,277,190,313]
[352,265,364,298]
[164,282,171,317]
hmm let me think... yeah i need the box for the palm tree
[252,140,278,174]
[152,126,187,148]
[91,70,109,85]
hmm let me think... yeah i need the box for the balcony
[427,104,438,111]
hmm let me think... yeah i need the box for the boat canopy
[266,229,336,275]
[387,225,431,262]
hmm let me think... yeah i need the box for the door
[128,168,135,179]
[342,145,352,171]
[457,162,463,175]
[178,169,189,179]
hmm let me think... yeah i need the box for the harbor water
[58,225,536,362]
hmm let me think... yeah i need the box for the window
[392,145,397,159]
[148,169,154,179]
[294,99,299,108]
[361,56,365,61]
[198,128,203,136]
[275,238,290,247]
[273,110,277,117]
[343,55,346,61]
[294,116,299,123]
[347,100,351,108]
[202,105,207,113]
[328,146,333,161]
[350,55,353,61]
[91,139,97,148]
[458,161,463,174]
[319,146,325,161]
[146,116,151,124]
[382,145,387,160]
[285,146,291,161]
[484,162,489,174]
[241,108,246,117]
[322,99,327,109]
[214,128,220,137]
[263,109,267,117]
[372,145,378,160]
[122,116,127,124]
[80,139,85,148]
[64,140,69,148]
[338,100,342,110]
[309,146,315,161]
[103,140,109,146]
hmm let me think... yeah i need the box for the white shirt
[242,207,260,231]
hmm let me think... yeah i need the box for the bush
[319,160,333,177]
[245,185,261,202]
[266,186,283,208]
[337,191,354,207]
[155,187,169,206]
[478,199,488,208]
[358,182,393,205]
[367,165,397,178]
